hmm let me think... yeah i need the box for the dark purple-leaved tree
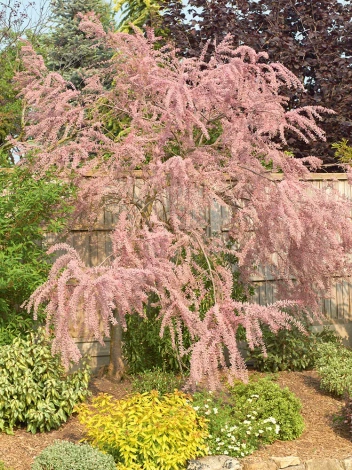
[161,0,352,165]
[14,15,352,389]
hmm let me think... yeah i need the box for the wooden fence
[43,173,352,370]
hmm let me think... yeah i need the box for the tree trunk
[107,311,125,381]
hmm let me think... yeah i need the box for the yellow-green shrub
[75,390,209,470]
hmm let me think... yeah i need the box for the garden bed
[1,371,352,469]
[241,370,352,465]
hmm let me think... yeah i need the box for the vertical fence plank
[330,283,338,320]
[209,200,222,235]
[323,296,332,318]
[336,282,344,320]
[265,282,274,305]
[348,279,352,321]
[72,232,91,266]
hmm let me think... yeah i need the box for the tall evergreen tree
[114,0,163,33]
[48,0,114,88]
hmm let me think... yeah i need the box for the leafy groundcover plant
[192,377,304,458]
[230,378,304,441]
[192,390,279,457]
[315,343,352,437]
[130,368,184,395]
[31,440,116,470]
[0,329,90,434]
[315,342,352,396]
[75,390,209,470]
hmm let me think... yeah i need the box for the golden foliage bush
[75,390,209,470]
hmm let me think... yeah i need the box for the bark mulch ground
[1,370,352,469]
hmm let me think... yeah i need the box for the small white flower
[258,429,264,434]
[205,410,211,415]
[193,406,200,411]
[213,408,218,414]
[204,404,209,409]
[263,417,276,424]
[224,450,229,455]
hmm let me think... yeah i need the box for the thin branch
[191,230,218,305]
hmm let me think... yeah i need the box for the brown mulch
[1,371,352,469]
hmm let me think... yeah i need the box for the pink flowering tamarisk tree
[14,14,352,389]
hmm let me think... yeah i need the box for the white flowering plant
[191,391,280,458]
[230,377,304,441]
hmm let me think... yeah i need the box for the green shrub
[130,368,183,395]
[246,323,340,372]
[31,440,116,470]
[192,390,280,458]
[230,377,304,441]
[76,390,209,470]
[0,329,90,434]
[0,166,74,319]
[315,342,352,396]
[122,299,191,374]
[0,311,41,346]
